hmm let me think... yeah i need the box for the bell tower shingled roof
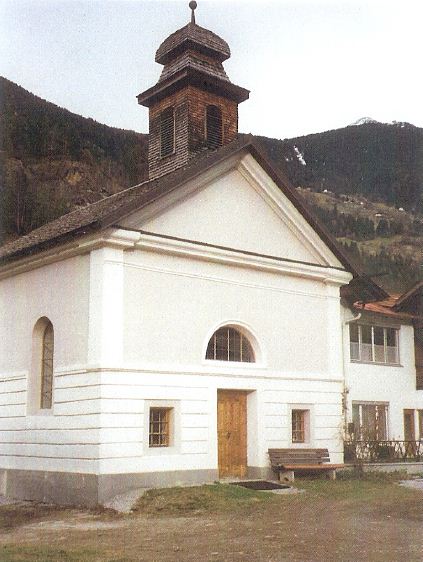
[138,2,249,180]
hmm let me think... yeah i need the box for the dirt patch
[1,478,422,562]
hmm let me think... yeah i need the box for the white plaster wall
[343,316,423,440]
[124,166,344,269]
[0,255,101,473]
[99,246,348,475]
[96,371,344,475]
[123,250,341,377]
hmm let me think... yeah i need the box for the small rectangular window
[292,409,309,443]
[149,407,172,447]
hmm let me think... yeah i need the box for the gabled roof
[0,136,365,277]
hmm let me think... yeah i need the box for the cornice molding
[0,229,141,281]
[133,231,352,286]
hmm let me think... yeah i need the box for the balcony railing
[344,440,423,463]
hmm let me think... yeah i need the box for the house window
[205,105,222,149]
[349,324,399,364]
[292,409,309,443]
[206,327,255,362]
[403,409,416,441]
[418,410,423,440]
[160,107,175,157]
[352,403,388,440]
[40,321,54,410]
[149,407,172,447]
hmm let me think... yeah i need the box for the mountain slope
[0,77,148,238]
[1,77,422,292]
[257,121,423,213]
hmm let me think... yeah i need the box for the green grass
[0,546,136,562]
[132,483,273,515]
[292,470,417,502]
[0,546,101,562]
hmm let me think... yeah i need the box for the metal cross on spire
[189,1,197,24]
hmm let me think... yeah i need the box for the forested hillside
[1,77,422,292]
[257,122,423,213]
[0,77,147,238]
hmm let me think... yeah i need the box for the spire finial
[189,1,197,24]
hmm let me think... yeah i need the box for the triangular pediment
[120,152,346,270]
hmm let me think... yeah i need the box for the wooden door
[217,390,247,478]
[404,409,415,441]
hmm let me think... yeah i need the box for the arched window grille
[206,105,223,149]
[160,106,175,157]
[206,327,255,362]
[40,321,54,409]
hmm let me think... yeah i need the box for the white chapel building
[0,6,422,506]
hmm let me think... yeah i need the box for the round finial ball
[189,1,197,11]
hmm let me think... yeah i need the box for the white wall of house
[343,311,423,440]
[0,254,101,475]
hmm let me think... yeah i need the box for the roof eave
[137,68,249,107]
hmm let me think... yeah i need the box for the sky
[1,0,422,140]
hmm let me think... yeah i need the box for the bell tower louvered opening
[137,3,249,180]
[160,107,175,157]
[206,105,223,149]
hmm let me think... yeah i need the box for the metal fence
[344,440,423,463]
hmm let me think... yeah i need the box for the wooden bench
[268,448,344,482]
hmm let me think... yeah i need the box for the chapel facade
[0,4,422,506]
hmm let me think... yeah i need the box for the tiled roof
[353,295,418,320]
[156,23,230,64]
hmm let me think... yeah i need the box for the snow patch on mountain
[293,145,306,166]
[350,117,380,126]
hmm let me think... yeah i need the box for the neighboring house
[342,290,423,444]
[0,7,422,506]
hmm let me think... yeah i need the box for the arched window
[160,106,175,157]
[206,105,222,149]
[206,327,255,362]
[40,321,54,409]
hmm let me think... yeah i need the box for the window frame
[349,323,400,365]
[40,321,54,410]
[289,405,313,446]
[144,400,180,455]
[149,407,172,448]
[205,326,255,363]
[27,317,55,416]
[351,402,389,440]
